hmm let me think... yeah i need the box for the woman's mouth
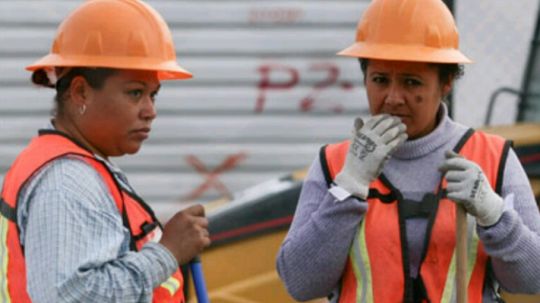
[132,128,151,140]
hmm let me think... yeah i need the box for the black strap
[367,188,397,203]
[400,193,438,220]
[452,128,475,153]
[133,221,158,242]
[120,207,138,251]
[412,276,430,303]
[319,145,334,187]
[484,260,507,302]
[0,197,17,222]
[123,190,162,230]
[495,140,512,195]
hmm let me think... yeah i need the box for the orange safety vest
[0,131,184,302]
[321,129,510,303]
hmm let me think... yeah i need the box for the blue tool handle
[190,256,209,303]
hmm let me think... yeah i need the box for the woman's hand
[334,114,407,199]
[159,204,211,265]
[439,150,504,227]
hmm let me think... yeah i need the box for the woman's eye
[128,90,143,98]
[372,76,388,84]
[405,78,422,86]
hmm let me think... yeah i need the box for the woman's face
[365,60,452,139]
[79,69,160,157]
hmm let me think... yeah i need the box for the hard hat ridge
[338,0,471,64]
[27,0,192,81]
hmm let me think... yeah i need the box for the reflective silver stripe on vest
[0,216,11,303]
[350,220,374,303]
[160,275,181,296]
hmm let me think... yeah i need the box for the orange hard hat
[338,0,471,64]
[26,0,192,80]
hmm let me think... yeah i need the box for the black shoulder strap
[495,140,512,195]
[453,128,475,153]
[319,145,333,187]
[0,197,17,222]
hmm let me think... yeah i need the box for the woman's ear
[68,75,90,107]
[442,78,454,98]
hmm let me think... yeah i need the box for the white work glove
[439,150,504,227]
[334,114,407,200]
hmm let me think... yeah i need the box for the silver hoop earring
[79,104,87,115]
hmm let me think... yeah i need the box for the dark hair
[32,67,117,117]
[358,58,464,85]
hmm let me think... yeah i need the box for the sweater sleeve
[276,155,367,301]
[477,148,540,293]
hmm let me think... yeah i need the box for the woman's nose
[141,96,157,120]
[385,82,405,106]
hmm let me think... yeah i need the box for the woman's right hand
[159,204,211,265]
[334,114,407,199]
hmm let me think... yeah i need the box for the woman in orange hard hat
[0,0,210,302]
[277,0,540,302]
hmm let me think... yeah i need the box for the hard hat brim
[337,42,472,64]
[26,54,193,80]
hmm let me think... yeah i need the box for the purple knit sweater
[276,106,540,301]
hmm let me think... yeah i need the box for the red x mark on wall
[184,152,247,201]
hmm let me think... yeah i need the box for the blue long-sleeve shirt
[277,106,540,301]
[17,154,178,302]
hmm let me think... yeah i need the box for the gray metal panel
[0,0,369,221]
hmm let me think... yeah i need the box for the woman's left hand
[439,150,504,227]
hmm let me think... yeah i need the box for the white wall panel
[0,0,370,219]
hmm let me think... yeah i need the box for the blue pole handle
[190,256,209,303]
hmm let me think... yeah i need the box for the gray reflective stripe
[0,217,11,303]
[440,214,479,303]
[350,221,373,303]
